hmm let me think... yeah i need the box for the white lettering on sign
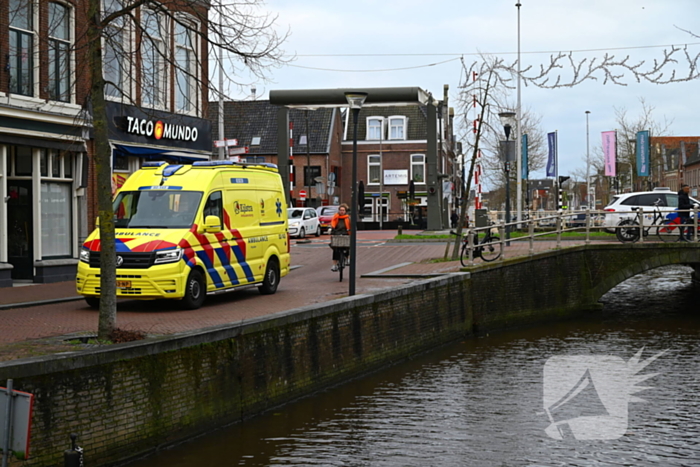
[383,170,409,185]
[125,116,199,142]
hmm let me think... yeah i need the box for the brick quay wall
[1,274,477,466]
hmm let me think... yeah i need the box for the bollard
[64,434,83,467]
[397,224,403,235]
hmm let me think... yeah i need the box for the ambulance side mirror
[201,215,222,233]
[95,216,100,227]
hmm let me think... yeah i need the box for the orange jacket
[330,214,351,234]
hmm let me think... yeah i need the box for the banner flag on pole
[522,133,529,180]
[636,130,650,176]
[602,131,617,176]
[546,132,556,177]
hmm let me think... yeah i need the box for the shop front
[0,114,89,286]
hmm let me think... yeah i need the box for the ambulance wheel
[259,259,280,295]
[182,270,206,309]
[299,227,306,239]
[85,296,100,309]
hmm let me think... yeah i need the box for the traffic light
[558,175,570,185]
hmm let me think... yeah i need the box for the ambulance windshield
[113,190,203,228]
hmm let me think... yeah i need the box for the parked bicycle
[615,200,697,243]
[330,234,350,281]
[452,223,502,266]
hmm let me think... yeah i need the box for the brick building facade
[0,0,211,286]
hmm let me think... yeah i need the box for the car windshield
[319,207,338,216]
[287,209,304,219]
[113,190,202,228]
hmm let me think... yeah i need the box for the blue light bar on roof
[143,161,168,167]
[192,160,235,167]
[162,165,184,177]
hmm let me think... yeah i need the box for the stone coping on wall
[0,273,468,380]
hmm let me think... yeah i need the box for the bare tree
[76,0,287,339]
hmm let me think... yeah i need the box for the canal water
[129,265,700,466]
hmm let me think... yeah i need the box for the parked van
[76,161,290,309]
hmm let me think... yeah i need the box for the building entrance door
[7,181,33,280]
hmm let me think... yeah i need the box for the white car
[602,188,700,232]
[287,207,321,238]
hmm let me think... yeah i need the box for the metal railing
[458,206,700,265]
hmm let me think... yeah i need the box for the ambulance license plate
[116,280,132,288]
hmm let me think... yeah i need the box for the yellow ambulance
[76,161,290,309]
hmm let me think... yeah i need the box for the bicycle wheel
[459,240,473,267]
[615,220,640,243]
[656,219,680,243]
[338,252,345,282]
[479,236,501,262]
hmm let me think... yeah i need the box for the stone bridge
[464,242,700,331]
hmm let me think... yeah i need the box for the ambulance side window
[204,191,223,225]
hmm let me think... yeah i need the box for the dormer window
[366,117,384,140]
[388,116,406,140]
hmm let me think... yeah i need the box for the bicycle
[330,234,350,281]
[452,223,502,266]
[615,200,697,243]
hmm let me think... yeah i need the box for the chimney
[251,87,256,101]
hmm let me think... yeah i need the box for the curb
[0,295,84,311]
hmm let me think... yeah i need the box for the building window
[14,146,33,176]
[368,155,381,185]
[41,183,72,257]
[388,116,407,140]
[175,19,198,113]
[48,2,71,102]
[366,117,384,140]
[303,166,321,187]
[141,8,166,108]
[411,154,425,184]
[9,0,35,97]
[243,156,265,164]
[103,0,127,98]
[251,136,261,145]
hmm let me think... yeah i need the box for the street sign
[214,139,239,148]
[299,190,307,199]
[1,384,34,459]
[228,146,249,156]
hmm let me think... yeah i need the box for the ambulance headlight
[154,248,183,264]
[80,249,91,263]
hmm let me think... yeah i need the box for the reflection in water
[129,266,700,466]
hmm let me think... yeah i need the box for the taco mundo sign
[107,102,212,152]
[125,116,199,142]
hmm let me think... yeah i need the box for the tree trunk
[450,71,494,260]
[88,0,117,339]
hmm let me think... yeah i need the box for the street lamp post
[499,111,517,241]
[305,109,311,207]
[585,110,591,206]
[345,92,368,297]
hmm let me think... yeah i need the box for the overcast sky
[224,0,700,183]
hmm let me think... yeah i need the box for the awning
[112,143,210,163]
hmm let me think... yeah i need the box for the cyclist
[678,184,692,242]
[330,204,350,272]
